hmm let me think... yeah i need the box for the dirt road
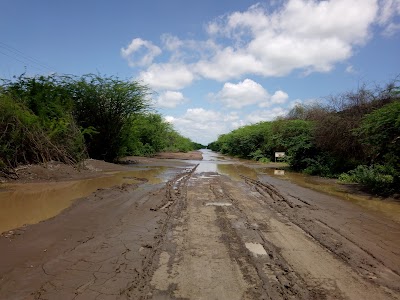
[1,150,399,299]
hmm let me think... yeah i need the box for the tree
[70,75,151,161]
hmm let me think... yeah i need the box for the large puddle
[194,150,258,180]
[0,167,167,234]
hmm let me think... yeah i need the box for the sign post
[275,152,285,162]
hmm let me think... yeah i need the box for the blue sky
[1,0,400,145]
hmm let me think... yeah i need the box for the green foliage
[249,149,265,161]
[348,101,400,194]
[163,130,198,153]
[354,101,400,166]
[1,74,74,121]
[0,93,83,176]
[339,165,396,195]
[121,113,169,156]
[70,74,151,161]
[270,120,315,170]
[258,157,271,163]
[210,79,400,196]
[119,112,201,157]
[1,73,200,175]
[1,74,87,167]
[302,153,338,177]
[210,119,315,169]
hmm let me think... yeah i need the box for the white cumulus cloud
[124,1,400,90]
[271,90,289,104]
[214,78,269,109]
[212,79,289,109]
[200,0,378,80]
[155,91,186,108]
[138,63,195,90]
[165,108,242,145]
[161,34,184,51]
[121,38,161,67]
[378,0,400,24]
[246,107,288,123]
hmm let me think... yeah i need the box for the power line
[0,49,30,66]
[0,48,48,73]
[0,41,55,73]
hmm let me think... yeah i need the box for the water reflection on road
[0,167,167,234]
[195,149,270,180]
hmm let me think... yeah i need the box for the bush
[70,75,151,161]
[354,101,400,166]
[0,94,83,175]
[258,157,271,163]
[1,75,87,164]
[339,164,397,195]
[1,73,201,175]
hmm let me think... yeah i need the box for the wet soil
[152,151,203,160]
[0,150,399,299]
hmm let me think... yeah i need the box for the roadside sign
[275,152,285,162]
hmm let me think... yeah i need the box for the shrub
[258,157,271,163]
[339,164,397,195]
[70,75,151,161]
[0,94,82,175]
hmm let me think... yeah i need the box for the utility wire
[0,48,47,73]
[0,41,55,73]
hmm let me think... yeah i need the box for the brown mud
[0,150,399,299]
[152,151,203,160]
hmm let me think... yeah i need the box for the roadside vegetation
[0,74,202,178]
[209,80,400,196]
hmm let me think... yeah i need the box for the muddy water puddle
[217,164,258,180]
[191,149,258,179]
[0,167,167,234]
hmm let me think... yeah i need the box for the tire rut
[124,165,197,299]
[212,176,318,300]
[241,175,400,294]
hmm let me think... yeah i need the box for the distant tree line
[209,80,400,196]
[0,74,203,177]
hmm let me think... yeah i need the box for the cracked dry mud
[1,150,400,299]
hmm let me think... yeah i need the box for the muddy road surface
[0,150,399,299]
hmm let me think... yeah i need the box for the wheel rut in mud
[145,172,400,300]
[241,175,400,293]
[0,166,199,300]
[125,165,198,299]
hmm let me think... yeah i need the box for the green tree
[355,101,400,166]
[70,75,151,161]
[0,75,86,172]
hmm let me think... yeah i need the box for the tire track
[213,176,317,300]
[124,165,197,299]
[241,175,400,294]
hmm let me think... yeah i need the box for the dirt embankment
[153,151,203,160]
[1,151,203,184]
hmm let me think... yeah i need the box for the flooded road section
[0,167,168,234]
[1,149,399,299]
